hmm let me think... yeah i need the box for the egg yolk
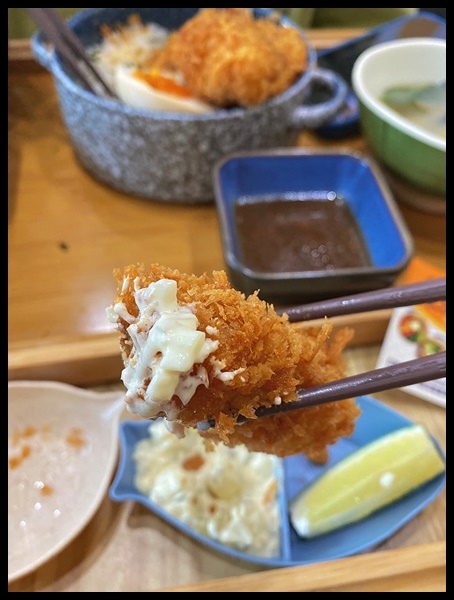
[132,69,193,99]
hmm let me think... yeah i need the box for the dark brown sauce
[234,196,372,273]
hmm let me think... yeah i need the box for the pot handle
[290,67,349,130]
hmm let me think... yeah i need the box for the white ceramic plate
[8,381,125,583]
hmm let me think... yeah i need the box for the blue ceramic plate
[109,396,446,567]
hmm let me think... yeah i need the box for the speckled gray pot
[31,8,347,204]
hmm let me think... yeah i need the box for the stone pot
[31,8,347,203]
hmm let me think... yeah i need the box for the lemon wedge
[289,424,445,538]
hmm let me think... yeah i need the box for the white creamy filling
[108,278,219,419]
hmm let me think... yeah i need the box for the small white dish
[8,380,125,583]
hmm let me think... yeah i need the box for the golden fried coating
[148,8,309,108]
[110,263,360,459]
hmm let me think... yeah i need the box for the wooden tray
[162,541,446,592]
[8,310,446,592]
[8,310,392,386]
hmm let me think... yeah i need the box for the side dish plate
[110,395,446,567]
[8,381,125,583]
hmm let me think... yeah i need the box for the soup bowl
[352,38,446,196]
[30,8,347,204]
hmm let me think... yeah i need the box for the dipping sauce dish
[213,149,414,305]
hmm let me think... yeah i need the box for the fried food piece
[148,8,309,108]
[107,263,361,459]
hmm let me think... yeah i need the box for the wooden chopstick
[261,274,446,418]
[198,351,446,428]
[26,8,116,98]
[199,279,446,427]
[278,278,446,322]
[249,351,446,421]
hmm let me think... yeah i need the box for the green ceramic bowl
[352,38,445,196]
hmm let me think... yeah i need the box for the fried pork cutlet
[148,8,309,108]
[107,263,361,460]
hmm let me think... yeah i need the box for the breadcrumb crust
[112,263,361,459]
[148,8,309,107]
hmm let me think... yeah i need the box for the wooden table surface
[8,31,446,592]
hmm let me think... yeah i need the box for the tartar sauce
[107,278,218,420]
[133,421,282,557]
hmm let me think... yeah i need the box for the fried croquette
[147,8,309,108]
[107,263,361,459]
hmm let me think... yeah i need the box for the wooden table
[8,31,446,592]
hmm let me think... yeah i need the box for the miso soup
[381,81,446,140]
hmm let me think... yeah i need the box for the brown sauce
[234,196,372,273]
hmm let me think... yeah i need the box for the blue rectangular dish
[213,149,414,306]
